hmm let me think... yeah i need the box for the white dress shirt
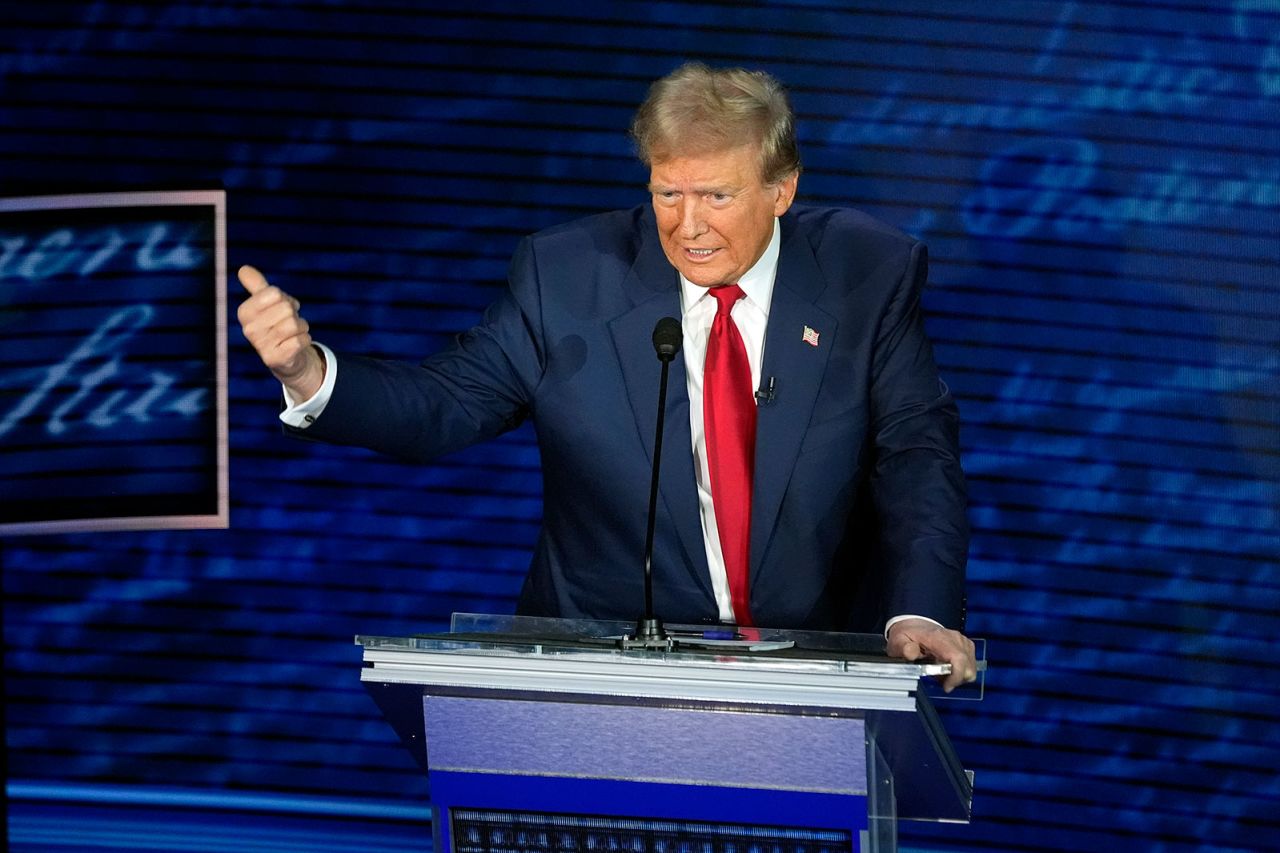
[679,219,779,622]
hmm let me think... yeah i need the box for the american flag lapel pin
[802,325,820,347]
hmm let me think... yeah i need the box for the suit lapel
[606,216,714,602]
[751,216,837,582]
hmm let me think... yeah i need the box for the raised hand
[236,265,326,402]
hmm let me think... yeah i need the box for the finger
[249,298,303,333]
[898,639,922,661]
[240,305,290,348]
[941,649,978,693]
[261,331,314,377]
[948,662,976,691]
[238,264,270,295]
[239,285,303,337]
[251,323,312,371]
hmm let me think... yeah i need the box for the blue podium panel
[424,695,870,851]
[424,695,867,793]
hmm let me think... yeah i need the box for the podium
[357,614,983,852]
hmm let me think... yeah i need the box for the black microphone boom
[633,316,682,645]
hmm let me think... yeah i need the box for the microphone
[755,377,777,404]
[631,317,682,646]
[652,316,682,361]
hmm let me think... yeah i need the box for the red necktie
[703,284,756,626]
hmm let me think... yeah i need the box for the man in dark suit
[238,63,977,690]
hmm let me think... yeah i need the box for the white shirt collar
[678,218,781,317]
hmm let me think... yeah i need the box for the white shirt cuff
[884,613,945,639]
[278,342,337,428]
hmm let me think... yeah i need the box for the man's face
[649,146,798,288]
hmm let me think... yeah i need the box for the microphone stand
[624,317,682,649]
[633,353,671,644]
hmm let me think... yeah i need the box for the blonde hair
[631,62,801,184]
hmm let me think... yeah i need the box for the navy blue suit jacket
[296,204,968,632]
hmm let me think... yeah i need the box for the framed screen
[0,190,227,534]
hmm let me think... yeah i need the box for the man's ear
[773,171,799,216]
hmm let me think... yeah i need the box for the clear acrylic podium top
[356,612,986,712]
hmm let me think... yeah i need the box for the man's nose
[678,199,706,238]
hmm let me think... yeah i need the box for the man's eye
[709,193,732,204]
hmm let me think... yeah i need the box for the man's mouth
[684,248,717,259]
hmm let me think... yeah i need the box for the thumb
[237,264,270,295]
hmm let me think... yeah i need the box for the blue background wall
[2,1,1277,850]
